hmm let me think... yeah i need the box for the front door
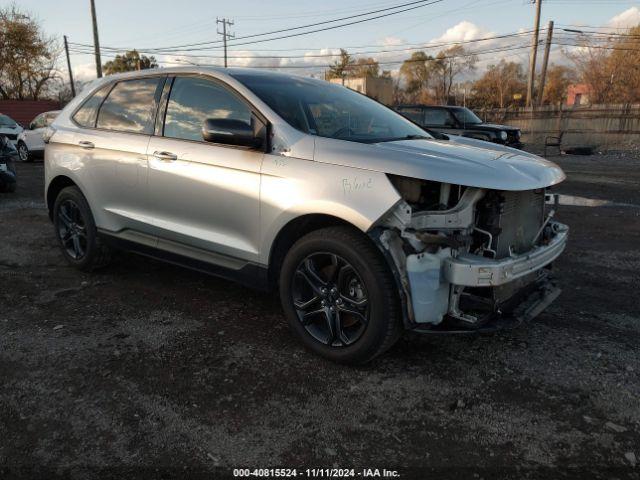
[423,107,462,136]
[146,75,263,264]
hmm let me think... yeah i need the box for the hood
[445,134,525,153]
[477,123,519,131]
[313,137,565,191]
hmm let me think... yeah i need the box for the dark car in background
[395,105,523,149]
[0,134,18,193]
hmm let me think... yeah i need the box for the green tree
[0,5,59,100]
[541,64,575,105]
[103,50,158,75]
[471,60,526,109]
[399,51,435,102]
[326,49,354,80]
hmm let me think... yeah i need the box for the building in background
[329,77,393,106]
[566,84,591,107]
[0,100,61,127]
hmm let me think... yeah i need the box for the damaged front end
[370,175,569,334]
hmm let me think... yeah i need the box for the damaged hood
[313,137,565,191]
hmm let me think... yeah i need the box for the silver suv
[45,67,568,364]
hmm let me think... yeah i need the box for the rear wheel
[53,186,111,271]
[17,142,31,162]
[279,226,401,364]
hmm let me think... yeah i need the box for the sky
[8,0,640,82]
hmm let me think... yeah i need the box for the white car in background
[17,110,60,162]
[0,113,23,147]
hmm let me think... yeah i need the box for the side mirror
[202,118,263,149]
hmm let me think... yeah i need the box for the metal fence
[475,104,640,152]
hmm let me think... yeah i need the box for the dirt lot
[1,153,639,479]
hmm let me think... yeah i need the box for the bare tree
[432,45,478,105]
[565,25,640,105]
[0,4,61,100]
[349,57,380,78]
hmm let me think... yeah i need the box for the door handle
[152,151,178,161]
[78,140,94,149]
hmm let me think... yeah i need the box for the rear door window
[96,77,163,134]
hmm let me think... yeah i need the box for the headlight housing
[499,131,508,141]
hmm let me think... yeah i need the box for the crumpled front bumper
[401,222,568,333]
[443,222,569,287]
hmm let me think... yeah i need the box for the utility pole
[537,20,554,106]
[217,18,234,68]
[526,0,542,108]
[90,0,102,78]
[63,35,76,97]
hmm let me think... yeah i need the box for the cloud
[380,36,405,47]
[429,21,494,44]
[65,62,100,85]
[607,7,640,29]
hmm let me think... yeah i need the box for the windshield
[0,114,17,128]
[450,107,483,125]
[231,73,431,143]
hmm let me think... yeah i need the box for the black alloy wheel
[292,252,369,347]
[53,186,111,271]
[279,226,402,364]
[56,199,88,260]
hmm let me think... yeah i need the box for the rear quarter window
[72,84,112,128]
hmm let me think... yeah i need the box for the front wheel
[17,142,31,162]
[53,186,111,271]
[279,226,402,364]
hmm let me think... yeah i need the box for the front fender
[258,155,401,265]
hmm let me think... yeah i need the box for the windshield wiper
[377,134,431,143]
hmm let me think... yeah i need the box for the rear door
[73,76,165,234]
[145,75,264,264]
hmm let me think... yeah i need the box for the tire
[279,226,402,364]
[17,142,31,162]
[53,186,111,271]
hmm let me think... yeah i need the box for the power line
[68,29,539,61]
[69,0,444,53]
[137,42,537,69]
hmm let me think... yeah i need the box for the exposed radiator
[476,190,546,259]
[493,190,545,258]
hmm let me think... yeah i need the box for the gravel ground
[0,153,639,479]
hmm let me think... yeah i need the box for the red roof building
[566,84,591,107]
